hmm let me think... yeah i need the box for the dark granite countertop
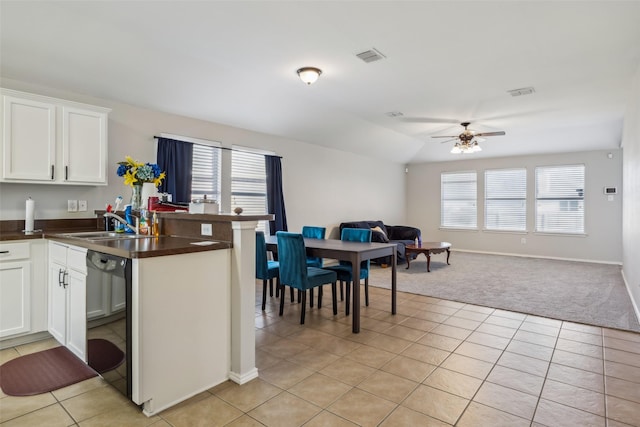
[46,233,231,259]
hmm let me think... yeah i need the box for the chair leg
[332,282,337,315]
[290,287,295,302]
[310,288,314,308]
[278,284,285,316]
[345,281,351,316]
[365,277,369,307]
[340,280,344,301]
[262,280,267,311]
[269,278,274,297]
[275,280,280,297]
[300,290,307,324]
[318,286,323,309]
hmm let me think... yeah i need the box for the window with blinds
[441,171,477,229]
[535,164,585,234]
[191,143,221,202]
[485,168,527,231]
[232,149,268,233]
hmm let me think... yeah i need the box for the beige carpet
[368,251,640,332]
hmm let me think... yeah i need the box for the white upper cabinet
[1,88,110,185]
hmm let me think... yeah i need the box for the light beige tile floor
[1,284,640,426]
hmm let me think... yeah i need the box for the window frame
[534,164,585,235]
[440,170,478,230]
[484,168,527,232]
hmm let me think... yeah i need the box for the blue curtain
[156,137,193,203]
[265,155,288,234]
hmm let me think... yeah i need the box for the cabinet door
[62,106,107,184]
[1,94,56,181]
[48,261,67,345]
[0,261,31,337]
[66,268,87,362]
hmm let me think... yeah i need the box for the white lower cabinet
[48,241,87,361]
[0,240,48,340]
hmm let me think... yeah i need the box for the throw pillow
[371,226,389,242]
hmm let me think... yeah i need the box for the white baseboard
[229,368,259,385]
[453,248,623,266]
[621,270,640,324]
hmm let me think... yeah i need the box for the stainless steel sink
[59,231,152,241]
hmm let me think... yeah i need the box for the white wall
[406,150,623,263]
[622,65,640,313]
[0,79,406,238]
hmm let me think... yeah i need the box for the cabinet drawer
[67,246,87,274]
[49,241,67,264]
[0,242,30,261]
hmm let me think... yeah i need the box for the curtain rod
[153,135,282,158]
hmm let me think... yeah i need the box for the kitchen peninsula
[0,212,272,416]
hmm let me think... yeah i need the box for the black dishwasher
[86,251,132,399]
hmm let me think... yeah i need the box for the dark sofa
[339,220,421,265]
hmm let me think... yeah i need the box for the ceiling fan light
[450,144,462,154]
[296,67,322,85]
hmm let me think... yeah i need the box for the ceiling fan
[431,122,505,153]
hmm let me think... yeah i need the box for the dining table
[264,235,397,333]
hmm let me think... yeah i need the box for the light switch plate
[78,200,87,211]
[68,200,78,212]
[201,223,213,236]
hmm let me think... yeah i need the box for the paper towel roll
[25,197,35,232]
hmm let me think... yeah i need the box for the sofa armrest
[387,225,421,241]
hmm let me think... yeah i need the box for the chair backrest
[340,228,372,269]
[255,231,269,279]
[302,226,326,239]
[276,232,308,289]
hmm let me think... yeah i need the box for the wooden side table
[405,242,451,272]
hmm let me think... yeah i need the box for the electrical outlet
[201,223,213,236]
[68,200,78,212]
[78,200,87,211]
[521,237,527,244]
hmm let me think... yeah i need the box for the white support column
[229,220,259,384]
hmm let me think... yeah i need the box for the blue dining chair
[256,231,279,311]
[324,228,372,315]
[276,232,338,324]
[302,226,325,268]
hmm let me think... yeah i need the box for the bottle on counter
[139,209,149,235]
[152,211,159,236]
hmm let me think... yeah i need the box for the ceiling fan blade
[439,138,459,144]
[431,135,458,138]
[475,131,506,137]
[399,117,460,124]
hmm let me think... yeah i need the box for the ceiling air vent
[508,87,536,97]
[385,111,404,118]
[356,48,386,63]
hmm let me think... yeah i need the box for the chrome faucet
[104,212,138,234]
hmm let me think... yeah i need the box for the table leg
[446,248,451,265]
[391,250,397,315]
[352,255,361,333]
[427,251,431,272]
[405,251,412,269]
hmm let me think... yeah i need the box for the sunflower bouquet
[117,156,165,187]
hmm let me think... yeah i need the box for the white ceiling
[2,1,639,164]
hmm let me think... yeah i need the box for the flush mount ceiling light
[296,67,322,85]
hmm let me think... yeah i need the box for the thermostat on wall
[603,187,617,195]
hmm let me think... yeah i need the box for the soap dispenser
[124,205,135,234]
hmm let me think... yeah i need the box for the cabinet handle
[51,165,55,180]
[65,166,68,181]
[63,270,69,288]
[0,250,8,254]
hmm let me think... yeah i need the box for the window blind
[441,171,477,229]
[485,168,527,231]
[232,149,268,233]
[191,143,221,201]
[535,164,585,234]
